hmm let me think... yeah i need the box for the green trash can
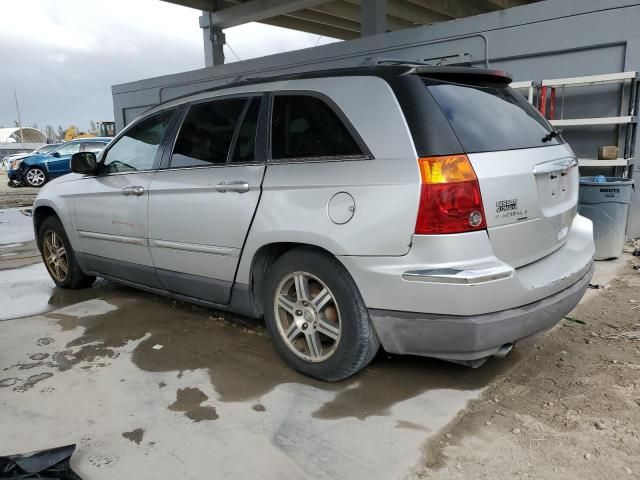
[578,176,634,260]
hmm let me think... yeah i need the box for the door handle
[121,186,145,196]
[216,181,250,193]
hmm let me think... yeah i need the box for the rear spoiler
[415,66,513,85]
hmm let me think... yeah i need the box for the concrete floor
[0,208,624,479]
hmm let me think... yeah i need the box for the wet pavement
[0,208,535,479]
[0,208,40,271]
[0,274,525,479]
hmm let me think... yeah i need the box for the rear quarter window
[427,82,561,153]
[271,94,364,160]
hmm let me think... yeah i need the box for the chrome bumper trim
[402,261,514,285]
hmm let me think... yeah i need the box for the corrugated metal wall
[112,0,640,162]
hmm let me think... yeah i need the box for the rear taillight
[415,155,486,235]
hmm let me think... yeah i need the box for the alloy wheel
[26,168,46,186]
[43,230,69,282]
[274,271,341,362]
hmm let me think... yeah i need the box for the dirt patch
[168,387,219,422]
[122,428,145,445]
[14,372,53,392]
[0,181,39,209]
[0,377,19,388]
[413,260,640,479]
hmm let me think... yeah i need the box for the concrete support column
[200,11,226,67]
[361,0,386,37]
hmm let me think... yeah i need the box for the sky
[0,0,338,132]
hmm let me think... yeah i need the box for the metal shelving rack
[542,71,639,170]
[513,72,640,170]
[510,80,536,104]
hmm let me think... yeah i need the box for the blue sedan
[8,138,110,187]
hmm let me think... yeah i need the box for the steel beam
[161,0,219,10]
[481,0,531,10]
[342,0,447,24]
[387,0,450,22]
[261,15,359,39]
[201,8,232,67]
[206,0,328,28]
[403,0,484,19]
[286,8,361,33]
[309,1,415,32]
[361,0,386,36]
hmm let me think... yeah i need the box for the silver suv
[33,65,594,381]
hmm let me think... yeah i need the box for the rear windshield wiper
[542,129,562,143]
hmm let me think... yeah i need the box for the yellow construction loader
[63,121,115,141]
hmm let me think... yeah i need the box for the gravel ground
[0,174,40,209]
[412,256,640,479]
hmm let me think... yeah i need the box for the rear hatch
[426,77,578,268]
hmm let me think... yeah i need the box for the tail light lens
[415,155,486,234]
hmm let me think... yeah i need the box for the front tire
[24,167,47,187]
[263,248,379,381]
[38,216,95,289]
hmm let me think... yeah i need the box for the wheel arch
[33,205,59,246]
[246,242,342,317]
[32,202,75,251]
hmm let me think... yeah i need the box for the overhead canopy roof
[162,0,540,39]
[0,127,47,144]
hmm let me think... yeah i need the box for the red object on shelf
[539,86,547,117]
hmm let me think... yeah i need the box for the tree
[56,125,65,142]
[45,125,56,143]
[89,120,97,135]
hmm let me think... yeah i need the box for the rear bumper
[369,263,593,360]
[339,214,594,316]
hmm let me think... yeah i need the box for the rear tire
[25,167,47,187]
[263,248,379,381]
[38,216,95,289]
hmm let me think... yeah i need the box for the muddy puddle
[0,264,119,321]
[27,282,522,420]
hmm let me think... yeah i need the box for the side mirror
[51,151,61,158]
[71,152,97,175]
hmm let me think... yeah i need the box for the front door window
[100,109,175,174]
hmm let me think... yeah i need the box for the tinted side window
[54,142,81,156]
[231,97,261,163]
[101,109,175,174]
[81,142,107,153]
[171,98,246,168]
[271,95,363,160]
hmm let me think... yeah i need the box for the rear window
[426,82,561,153]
